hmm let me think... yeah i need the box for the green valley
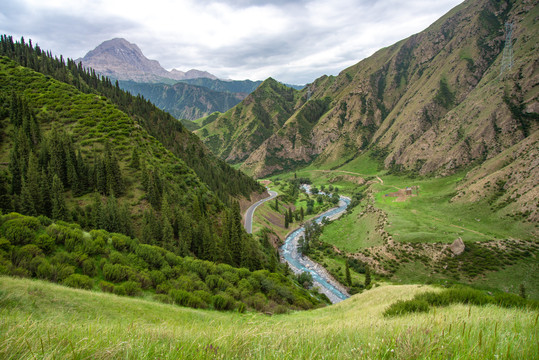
[0,0,537,358]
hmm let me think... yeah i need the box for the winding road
[244,190,278,234]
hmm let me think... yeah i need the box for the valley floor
[260,156,538,300]
[1,276,537,359]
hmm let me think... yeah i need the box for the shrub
[99,281,115,293]
[385,286,539,317]
[212,294,235,311]
[194,290,212,304]
[493,292,527,308]
[383,299,430,317]
[103,263,129,283]
[34,234,55,254]
[119,281,142,296]
[153,294,173,304]
[63,274,94,290]
[64,231,84,252]
[150,270,166,287]
[296,271,313,288]
[237,302,247,313]
[37,215,52,227]
[82,258,98,277]
[1,221,36,245]
[9,266,30,277]
[56,264,75,282]
[169,289,190,306]
[0,238,11,252]
[136,244,165,269]
[36,260,55,281]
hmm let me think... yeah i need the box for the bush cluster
[0,212,325,313]
[383,286,539,317]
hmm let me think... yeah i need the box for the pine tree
[95,156,107,195]
[40,170,52,217]
[364,266,371,288]
[51,174,68,221]
[162,215,174,250]
[288,207,293,224]
[118,202,132,236]
[229,202,243,267]
[20,178,36,216]
[8,144,22,195]
[220,211,232,264]
[142,208,155,244]
[519,284,526,299]
[129,147,140,169]
[300,206,304,221]
[102,195,120,233]
[90,192,102,229]
[104,144,124,196]
[345,260,351,286]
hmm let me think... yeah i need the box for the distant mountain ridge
[119,80,247,120]
[76,38,217,83]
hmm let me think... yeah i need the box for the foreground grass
[1,276,537,359]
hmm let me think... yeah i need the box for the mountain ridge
[198,0,538,221]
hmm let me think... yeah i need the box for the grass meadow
[1,276,537,359]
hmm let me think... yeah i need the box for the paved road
[244,190,278,234]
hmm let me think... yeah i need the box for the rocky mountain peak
[77,38,217,83]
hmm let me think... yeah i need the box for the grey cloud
[0,0,138,60]
[0,0,464,84]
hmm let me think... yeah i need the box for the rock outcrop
[450,238,466,256]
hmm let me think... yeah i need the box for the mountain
[76,38,217,83]
[119,80,245,120]
[119,78,301,121]
[171,68,218,81]
[194,78,298,162]
[200,0,538,221]
[179,78,263,93]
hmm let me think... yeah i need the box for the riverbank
[280,196,351,304]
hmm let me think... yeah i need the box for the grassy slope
[311,152,535,245]
[1,276,537,359]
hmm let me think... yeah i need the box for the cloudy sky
[1,0,463,84]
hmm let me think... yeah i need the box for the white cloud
[0,0,463,84]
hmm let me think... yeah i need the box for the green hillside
[0,34,263,207]
[0,52,282,277]
[179,77,262,94]
[195,78,299,163]
[1,277,537,359]
[0,212,325,313]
